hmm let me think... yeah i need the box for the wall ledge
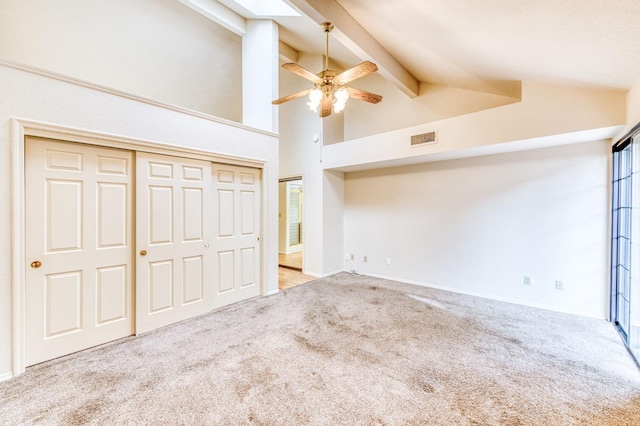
[0,57,278,139]
[324,125,623,172]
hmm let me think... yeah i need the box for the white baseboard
[355,271,607,320]
[322,269,345,278]
[0,371,13,382]
[266,288,279,296]
[302,270,341,279]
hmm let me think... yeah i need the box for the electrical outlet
[523,276,531,286]
[386,258,391,265]
[345,253,350,261]
[364,256,368,262]
[555,280,564,290]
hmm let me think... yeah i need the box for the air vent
[411,131,437,147]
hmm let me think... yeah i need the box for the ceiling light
[273,22,382,118]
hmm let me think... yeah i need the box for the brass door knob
[140,250,147,256]
[30,261,42,268]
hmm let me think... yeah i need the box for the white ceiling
[274,0,640,93]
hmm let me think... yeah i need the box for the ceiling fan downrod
[322,22,334,72]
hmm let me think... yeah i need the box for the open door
[278,178,303,272]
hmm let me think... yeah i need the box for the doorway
[278,177,312,289]
[278,177,303,270]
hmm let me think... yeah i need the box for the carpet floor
[1,273,640,425]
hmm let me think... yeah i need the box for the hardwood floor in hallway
[278,266,314,290]
[278,251,303,270]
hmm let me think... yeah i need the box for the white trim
[0,372,13,382]
[259,163,269,298]
[278,174,303,182]
[15,118,265,168]
[11,118,268,377]
[177,0,247,36]
[266,288,279,296]
[322,269,344,278]
[351,271,607,320]
[11,120,26,377]
[0,58,277,139]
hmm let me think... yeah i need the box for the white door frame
[11,118,267,377]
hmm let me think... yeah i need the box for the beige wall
[323,81,626,171]
[0,0,242,121]
[343,141,610,318]
[626,77,640,133]
[343,74,520,141]
[278,54,325,275]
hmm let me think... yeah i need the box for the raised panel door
[25,137,133,366]
[136,153,213,333]
[212,164,261,308]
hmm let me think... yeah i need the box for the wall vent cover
[411,131,437,147]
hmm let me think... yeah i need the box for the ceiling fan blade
[282,63,323,85]
[272,89,311,105]
[334,61,378,85]
[346,87,383,104]
[320,94,332,117]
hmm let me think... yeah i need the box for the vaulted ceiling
[272,0,640,97]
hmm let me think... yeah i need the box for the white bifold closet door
[212,163,262,308]
[135,152,214,334]
[25,138,134,366]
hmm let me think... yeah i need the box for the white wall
[0,63,279,379]
[344,74,520,141]
[278,53,324,176]
[277,52,349,276]
[343,141,610,318]
[324,81,626,172]
[242,20,279,132]
[278,53,325,275]
[0,0,242,121]
[626,77,640,132]
[322,170,345,275]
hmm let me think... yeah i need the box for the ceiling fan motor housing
[317,70,339,96]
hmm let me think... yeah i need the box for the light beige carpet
[1,273,639,425]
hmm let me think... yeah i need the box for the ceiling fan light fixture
[307,88,323,113]
[333,87,349,113]
[272,22,382,118]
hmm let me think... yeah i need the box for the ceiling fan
[272,22,382,118]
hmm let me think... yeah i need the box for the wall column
[242,20,279,132]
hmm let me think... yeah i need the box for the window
[611,131,640,364]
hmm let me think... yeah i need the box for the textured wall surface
[0,0,242,121]
[344,141,610,318]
